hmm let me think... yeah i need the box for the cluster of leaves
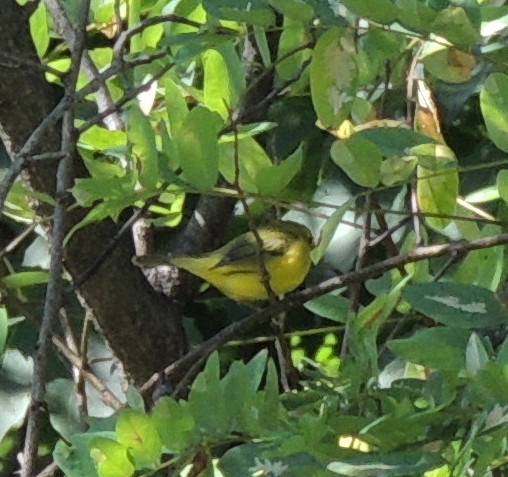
[2,0,508,476]
[53,280,508,477]
[4,1,508,243]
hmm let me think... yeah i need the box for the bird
[133,220,314,301]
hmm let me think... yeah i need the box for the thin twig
[21,0,89,473]
[58,307,88,422]
[51,334,123,411]
[77,61,175,133]
[368,216,411,248]
[44,0,124,130]
[21,132,74,477]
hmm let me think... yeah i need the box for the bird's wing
[212,230,286,269]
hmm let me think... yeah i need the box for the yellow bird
[133,220,314,301]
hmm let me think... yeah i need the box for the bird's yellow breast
[172,239,312,301]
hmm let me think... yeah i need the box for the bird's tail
[132,254,172,268]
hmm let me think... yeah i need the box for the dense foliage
[2,0,508,476]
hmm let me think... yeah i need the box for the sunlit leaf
[388,327,471,371]
[414,144,458,230]
[481,73,508,153]
[1,271,49,289]
[403,283,507,329]
[310,28,356,128]
[116,409,162,469]
[29,2,49,58]
[89,437,134,477]
[330,135,381,187]
[176,106,223,190]
[128,105,159,190]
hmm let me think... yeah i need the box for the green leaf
[431,6,480,46]
[276,16,312,85]
[151,398,195,452]
[422,46,476,83]
[128,106,159,190]
[202,0,275,27]
[176,106,223,190]
[164,77,189,136]
[115,409,162,469]
[380,156,417,186]
[54,439,100,477]
[218,443,266,477]
[342,0,398,24]
[203,49,235,119]
[253,26,271,67]
[388,328,471,371]
[357,128,433,157]
[218,137,272,192]
[395,0,437,33]
[464,185,499,204]
[330,135,381,187]
[127,0,142,52]
[497,334,508,365]
[125,386,145,411]
[89,437,134,477]
[304,293,349,323]
[46,379,81,442]
[465,333,490,377]
[414,144,458,230]
[498,169,508,205]
[219,122,278,143]
[453,225,504,291]
[220,443,322,476]
[481,73,508,153]
[65,183,153,242]
[222,351,269,430]
[70,175,136,207]
[164,32,230,64]
[141,18,164,49]
[255,144,303,195]
[310,28,356,128]
[1,271,49,289]
[188,352,229,438]
[472,362,508,405]
[328,450,443,476]
[159,121,179,171]
[0,349,33,443]
[65,202,121,241]
[92,2,114,24]
[29,2,49,58]
[256,359,281,428]
[80,126,126,151]
[403,283,508,329]
[268,0,314,21]
[203,45,245,119]
[0,307,7,354]
[310,203,349,264]
[473,431,508,477]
